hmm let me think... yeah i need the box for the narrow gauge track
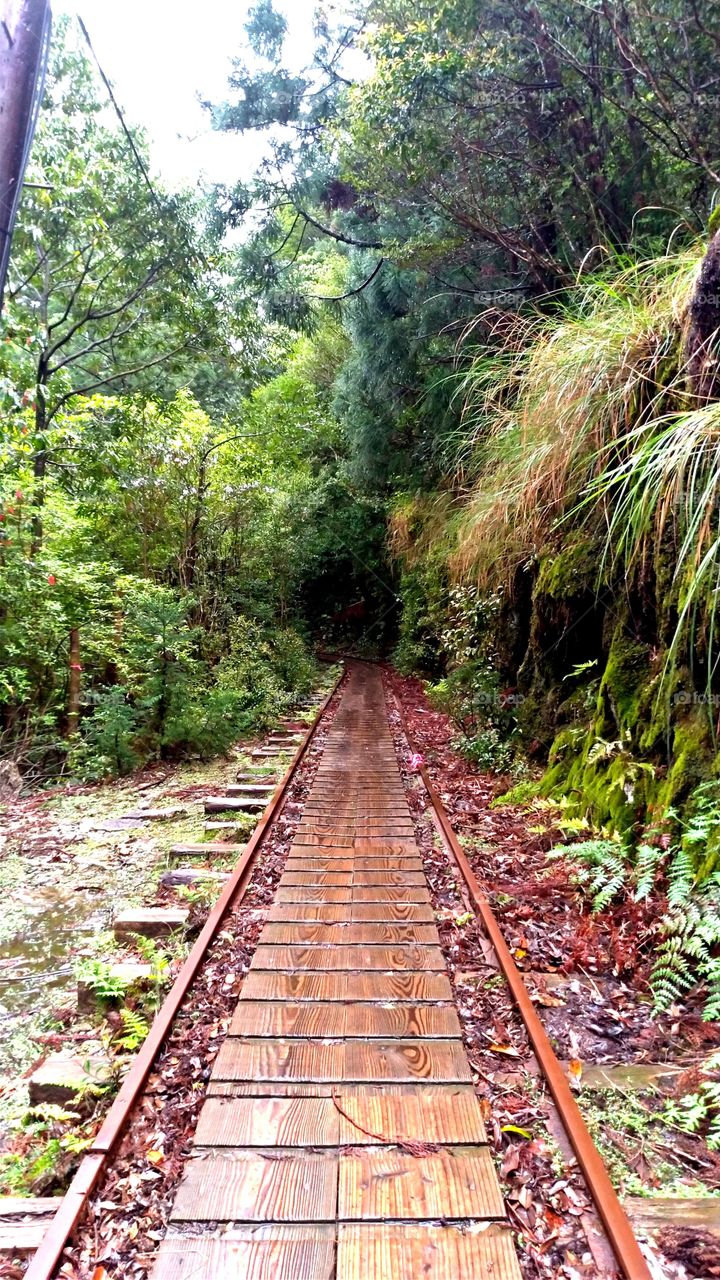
[26,663,652,1280]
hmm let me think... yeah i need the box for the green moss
[597,633,653,735]
[653,709,715,816]
[536,538,599,598]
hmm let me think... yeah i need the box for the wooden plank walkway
[152,665,521,1280]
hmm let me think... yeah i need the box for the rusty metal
[395,701,652,1280]
[25,673,344,1280]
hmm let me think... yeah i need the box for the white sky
[56,0,322,189]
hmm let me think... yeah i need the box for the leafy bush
[69,686,139,780]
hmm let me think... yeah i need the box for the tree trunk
[0,0,51,307]
[67,627,81,737]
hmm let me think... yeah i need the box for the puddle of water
[0,887,109,1025]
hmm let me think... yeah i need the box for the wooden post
[67,626,81,737]
[0,0,51,309]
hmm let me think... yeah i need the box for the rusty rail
[394,695,652,1280]
[25,671,344,1280]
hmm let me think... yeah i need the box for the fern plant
[548,838,631,910]
[663,1054,720,1150]
[75,959,133,1003]
[113,1007,149,1052]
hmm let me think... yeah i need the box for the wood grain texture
[345,1003,461,1039]
[259,923,438,945]
[240,972,350,1001]
[337,1224,521,1280]
[338,1148,504,1221]
[230,1001,349,1037]
[211,1039,345,1082]
[275,888,353,903]
[345,973,453,1002]
[152,1228,336,1280]
[266,904,348,922]
[230,1001,457,1038]
[194,1097,340,1148]
[344,1040,472,1083]
[336,1091,486,1145]
[350,904,435,922]
[171,1151,337,1222]
[250,945,445,972]
[352,887,431,903]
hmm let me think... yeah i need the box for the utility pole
[0,0,51,310]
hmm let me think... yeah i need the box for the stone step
[77,962,153,1012]
[161,868,230,888]
[204,821,245,832]
[236,773,275,784]
[121,806,188,821]
[170,842,242,858]
[29,1050,113,1106]
[567,1061,687,1091]
[113,907,189,941]
[625,1195,720,1237]
[251,749,283,758]
[204,796,266,813]
[227,784,274,796]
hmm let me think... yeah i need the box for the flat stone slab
[170,842,242,858]
[161,869,230,888]
[122,806,188,821]
[625,1195,720,1237]
[205,796,267,813]
[113,907,189,940]
[29,1051,113,1106]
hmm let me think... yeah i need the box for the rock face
[0,761,22,801]
[687,229,720,401]
[28,1050,113,1106]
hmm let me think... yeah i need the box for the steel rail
[25,670,344,1280]
[394,694,652,1280]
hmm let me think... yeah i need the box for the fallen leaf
[567,1058,583,1087]
[489,1043,522,1057]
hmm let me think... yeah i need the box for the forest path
[150,663,521,1280]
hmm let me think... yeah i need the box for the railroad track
[25,663,652,1280]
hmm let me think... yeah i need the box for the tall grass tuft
[452,249,702,586]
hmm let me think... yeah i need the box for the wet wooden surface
[153,664,518,1280]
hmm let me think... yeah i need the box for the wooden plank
[240,972,349,1001]
[275,888,352,904]
[351,904,435,923]
[336,1091,486,1146]
[194,1096,340,1147]
[259,924,438,944]
[337,1224,521,1280]
[212,1039,470,1084]
[352,872,426,886]
[266,904,348,922]
[230,1001,348,1038]
[345,1040,472,1083]
[345,973,452,1002]
[207,1083,479,1099]
[230,1001,458,1039]
[285,859,356,871]
[171,1151,337,1222]
[289,835,354,848]
[0,1223,47,1251]
[0,1198,60,1217]
[153,1228,336,1280]
[211,1039,346,1082]
[345,1003,461,1039]
[279,873,353,886]
[250,946,445,972]
[352,887,431,903]
[338,1148,504,1221]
